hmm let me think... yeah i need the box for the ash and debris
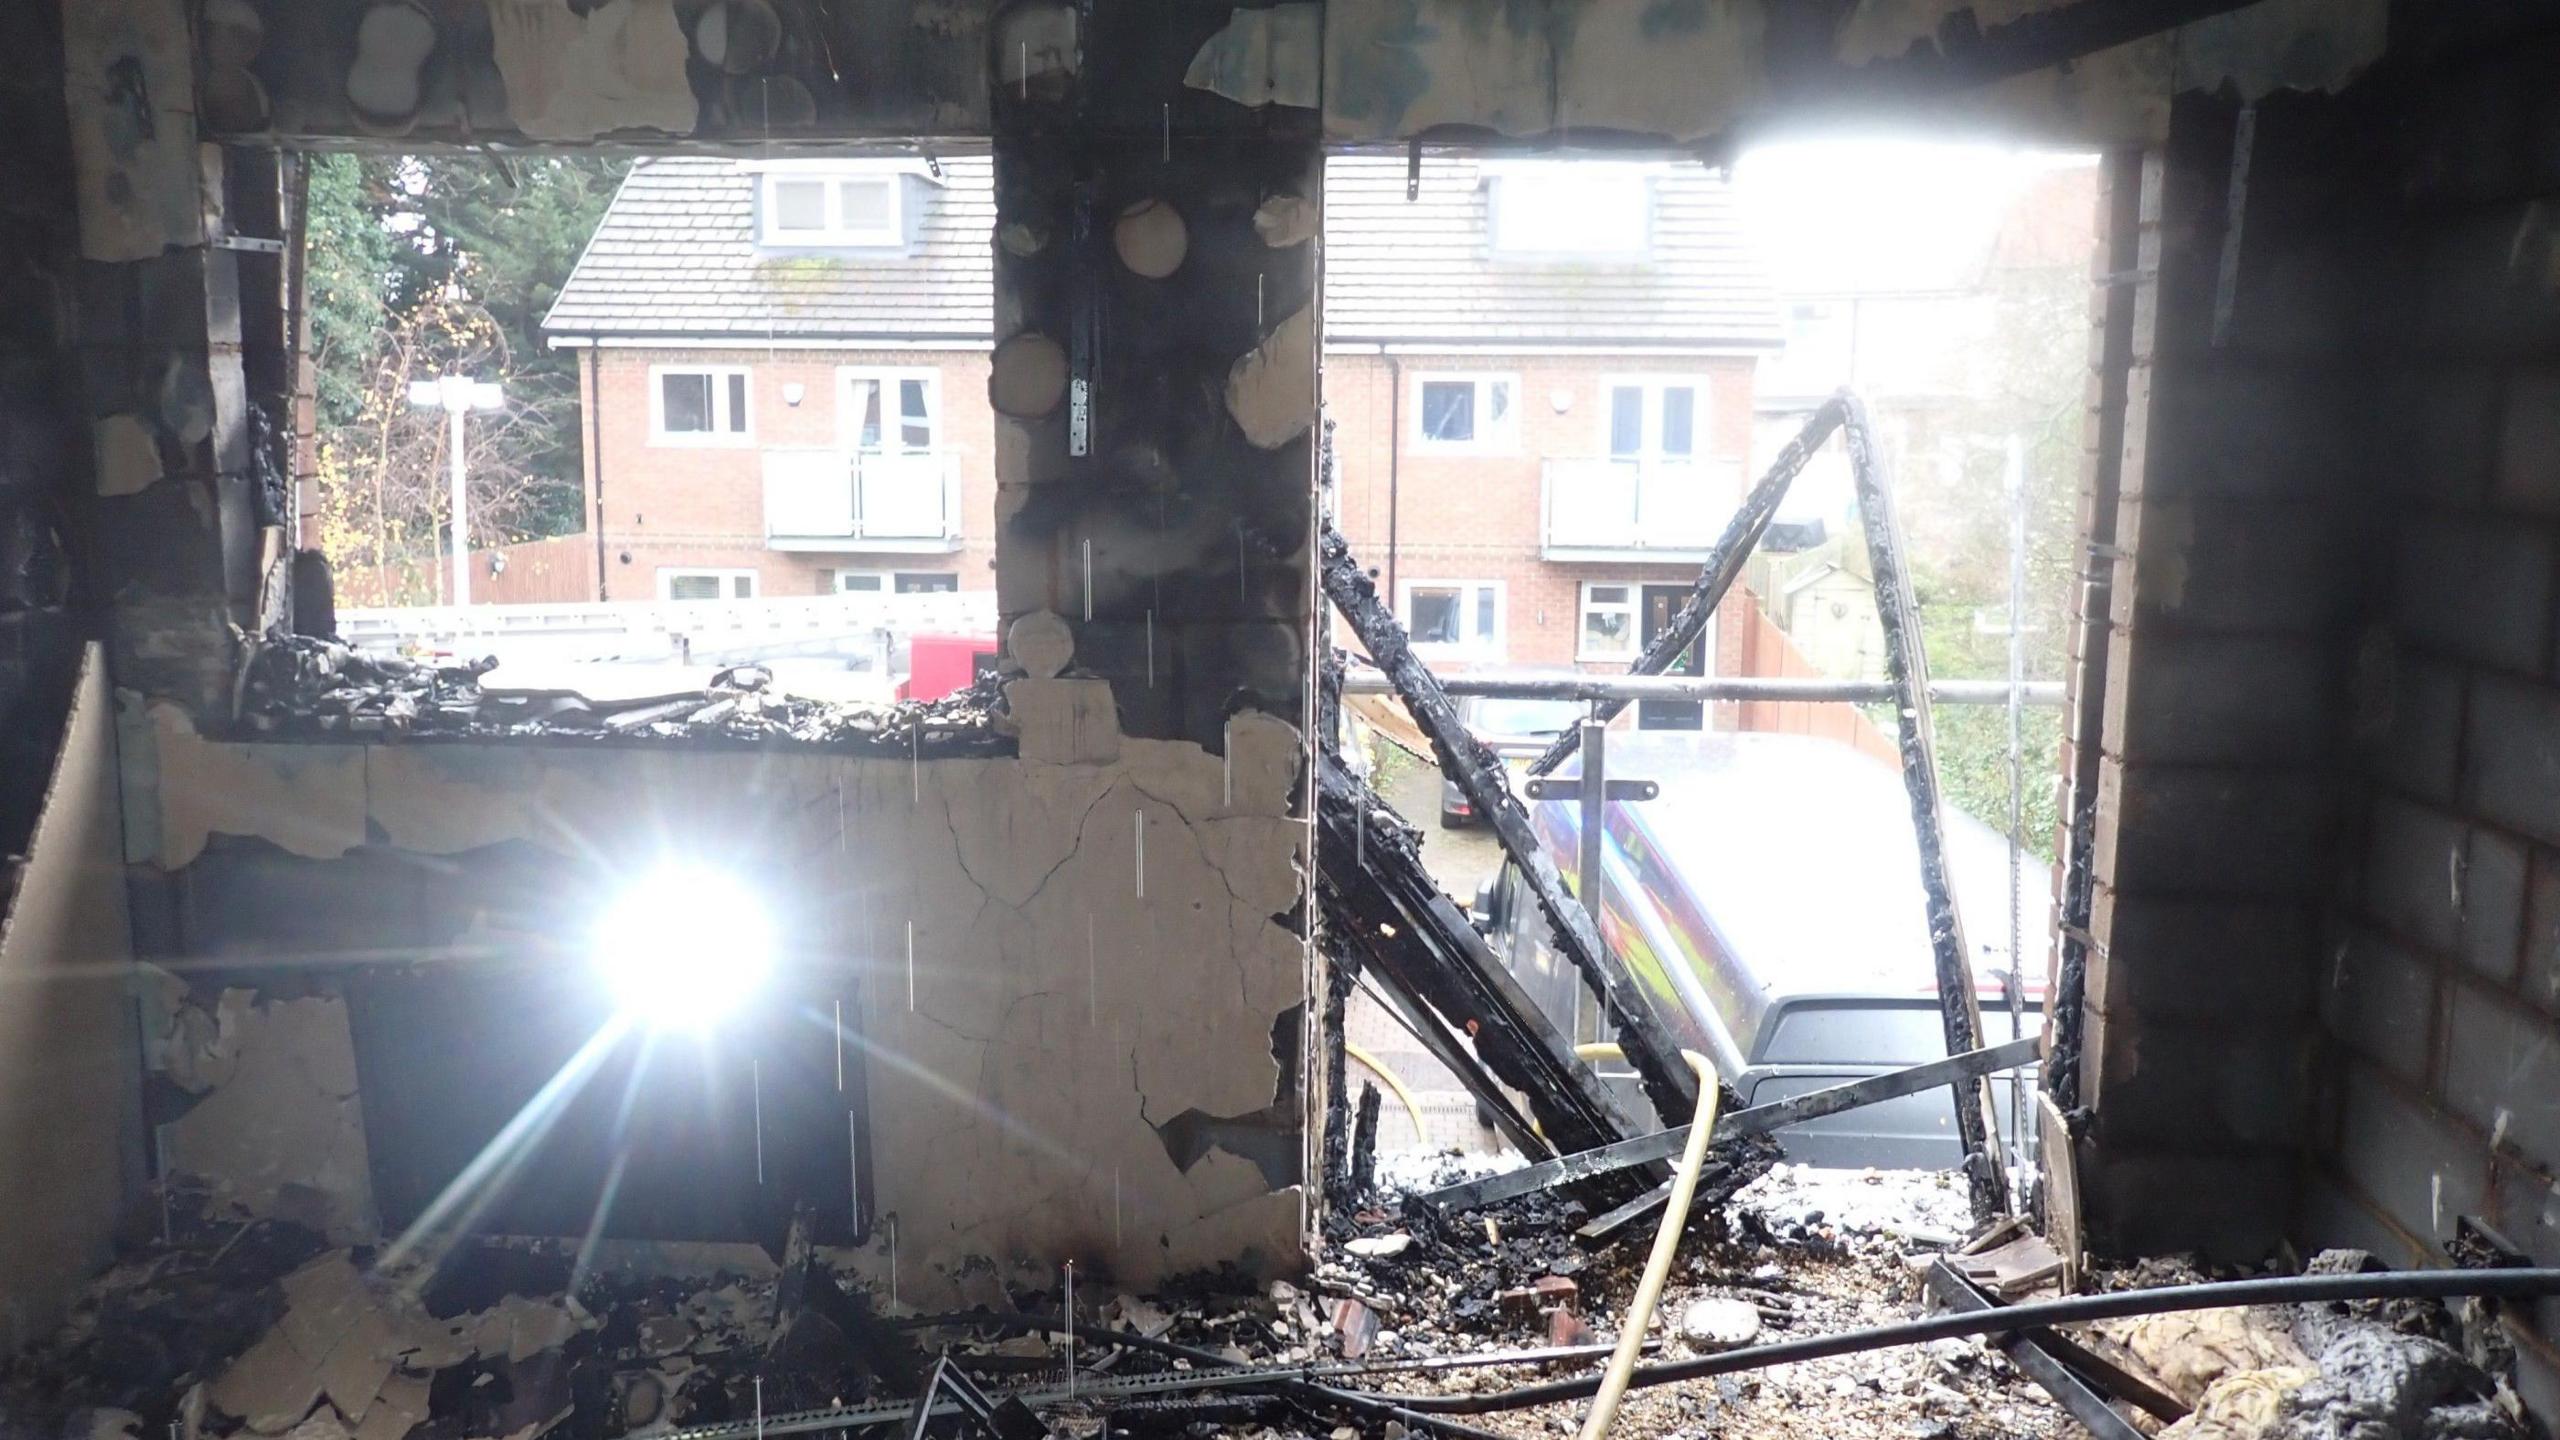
[1304,1160,2076,1440]
[229,634,1009,755]
[0,1175,2534,1440]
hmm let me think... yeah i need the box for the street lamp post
[407,374,505,606]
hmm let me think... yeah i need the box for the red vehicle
[899,633,1000,702]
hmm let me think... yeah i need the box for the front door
[1639,583,1707,730]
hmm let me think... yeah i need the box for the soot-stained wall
[123,664,1314,1292]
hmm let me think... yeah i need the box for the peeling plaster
[483,0,699,141]
[1550,1,1767,142]
[93,415,163,497]
[1225,306,1317,451]
[1834,0,2075,69]
[2172,0,2388,101]
[63,0,204,262]
[163,993,378,1242]
[137,700,1313,1288]
[1252,193,1319,249]
[1184,3,1323,111]
[135,701,367,869]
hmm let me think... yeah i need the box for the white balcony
[1540,457,1742,562]
[764,448,964,553]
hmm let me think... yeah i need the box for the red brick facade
[576,346,998,602]
[566,344,1859,721]
[1323,350,1763,675]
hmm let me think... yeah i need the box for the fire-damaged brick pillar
[986,3,1322,750]
[60,0,293,717]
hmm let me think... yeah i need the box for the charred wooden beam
[1421,1036,2042,1214]
[1321,527,1698,1126]
[1843,393,2008,1222]
[1313,745,1650,1166]
[1527,397,1847,778]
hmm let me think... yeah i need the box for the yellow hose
[1345,1041,1431,1146]
[1578,1052,1719,1440]
[1575,1043,1624,1063]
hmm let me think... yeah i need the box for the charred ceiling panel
[203,0,989,143]
[124,676,1312,1295]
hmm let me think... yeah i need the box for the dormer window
[1487,163,1651,258]
[758,167,910,248]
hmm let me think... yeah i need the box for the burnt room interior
[6,2,2560,1439]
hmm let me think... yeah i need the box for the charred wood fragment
[1320,527,1698,1127]
[1312,745,1652,1173]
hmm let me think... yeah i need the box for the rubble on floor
[229,635,1007,753]
[0,1172,2546,1440]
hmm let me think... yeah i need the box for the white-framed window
[760,172,905,248]
[659,568,758,602]
[1578,582,1640,660]
[651,366,752,444]
[1605,376,1708,459]
[1397,579,1504,659]
[1412,373,1518,451]
[839,369,940,451]
[1487,163,1650,257]
[837,569,960,594]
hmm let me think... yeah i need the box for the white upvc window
[760,172,905,248]
[1412,373,1518,452]
[660,568,758,601]
[651,366,752,444]
[1398,579,1504,660]
[1578,582,1640,661]
[837,570,960,594]
[839,369,940,451]
[1604,375,1710,459]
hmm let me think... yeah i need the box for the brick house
[544,155,1785,697]
[1322,156,1782,705]
[544,156,998,603]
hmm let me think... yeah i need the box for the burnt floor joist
[1322,526,1699,1128]
[1313,744,1652,1167]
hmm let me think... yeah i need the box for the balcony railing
[764,448,964,552]
[1540,457,1741,561]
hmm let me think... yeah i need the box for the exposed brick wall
[2289,18,2560,1414]
[2073,90,2384,1266]
[2071,19,2560,1413]
[585,347,997,603]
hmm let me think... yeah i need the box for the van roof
[1542,729,2051,1006]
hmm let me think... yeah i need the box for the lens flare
[590,865,775,1030]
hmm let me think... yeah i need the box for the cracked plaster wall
[124,685,1313,1292]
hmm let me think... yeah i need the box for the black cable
[1363,1266,2560,1415]
[891,1308,1512,1440]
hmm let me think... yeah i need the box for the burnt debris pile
[231,634,1008,754]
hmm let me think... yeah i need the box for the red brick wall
[585,346,997,601]
[1324,350,1763,676]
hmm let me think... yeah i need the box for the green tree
[305,151,625,543]
[304,153,401,435]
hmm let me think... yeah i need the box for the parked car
[1471,730,2047,1168]
[1438,695,1589,828]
